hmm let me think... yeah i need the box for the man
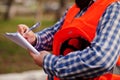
[17,0,120,80]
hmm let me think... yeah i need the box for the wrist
[32,34,37,46]
[40,51,49,67]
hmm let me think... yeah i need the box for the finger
[17,24,28,35]
[28,50,37,59]
[26,31,36,44]
[29,50,38,60]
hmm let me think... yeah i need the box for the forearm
[33,13,66,51]
[43,2,120,79]
[43,33,120,79]
[34,21,64,51]
[43,41,120,79]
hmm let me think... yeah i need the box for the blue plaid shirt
[34,1,120,80]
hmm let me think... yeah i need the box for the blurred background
[0,0,74,78]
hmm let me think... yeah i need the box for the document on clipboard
[4,32,39,54]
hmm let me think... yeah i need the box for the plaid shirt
[34,1,120,80]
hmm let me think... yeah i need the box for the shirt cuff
[43,54,58,77]
[34,33,42,51]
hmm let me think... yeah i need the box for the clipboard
[4,32,39,54]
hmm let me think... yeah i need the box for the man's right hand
[17,24,37,45]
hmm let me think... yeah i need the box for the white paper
[4,32,39,54]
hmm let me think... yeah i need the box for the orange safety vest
[52,0,120,80]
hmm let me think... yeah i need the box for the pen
[26,22,40,33]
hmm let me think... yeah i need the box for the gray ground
[0,70,47,80]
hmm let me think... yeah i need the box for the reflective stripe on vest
[52,0,120,80]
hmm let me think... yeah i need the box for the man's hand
[29,50,50,67]
[17,24,49,67]
[17,24,36,45]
